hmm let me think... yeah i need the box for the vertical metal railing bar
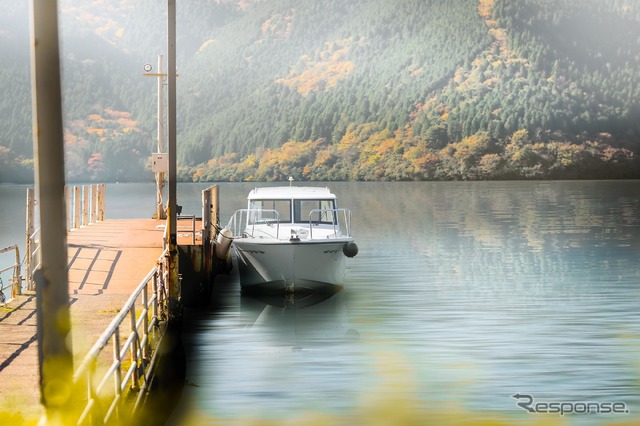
[333,211,337,236]
[104,326,122,424]
[64,186,71,232]
[151,273,158,333]
[134,307,150,384]
[74,186,81,230]
[133,276,162,412]
[142,285,150,360]
[306,208,352,239]
[77,358,98,426]
[162,260,169,320]
[120,333,138,392]
[25,188,35,291]
[91,185,98,224]
[82,186,89,227]
[126,306,140,390]
[136,322,149,391]
[28,228,41,292]
[12,245,20,298]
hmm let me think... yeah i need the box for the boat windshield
[294,199,336,224]
[249,199,291,223]
[248,198,336,224]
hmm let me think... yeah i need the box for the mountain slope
[183,0,640,181]
[178,0,493,164]
[0,0,638,183]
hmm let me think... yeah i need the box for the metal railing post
[74,186,81,229]
[25,188,35,290]
[12,246,21,298]
[64,186,70,231]
[153,272,159,323]
[82,185,89,227]
[99,184,106,221]
[143,285,150,360]
[129,308,139,390]
[191,216,196,245]
[112,327,122,423]
[90,184,97,224]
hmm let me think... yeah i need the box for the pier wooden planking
[0,218,176,421]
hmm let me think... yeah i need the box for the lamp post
[144,55,168,220]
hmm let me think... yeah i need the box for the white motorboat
[222,185,358,293]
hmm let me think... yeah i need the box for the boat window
[249,199,291,223]
[294,199,336,224]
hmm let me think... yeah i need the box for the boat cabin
[247,187,338,225]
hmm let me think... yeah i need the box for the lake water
[1,181,639,424]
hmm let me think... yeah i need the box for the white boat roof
[248,186,336,200]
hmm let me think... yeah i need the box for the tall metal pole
[29,0,74,420]
[167,0,180,319]
[156,54,166,220]
[143,55,168,220]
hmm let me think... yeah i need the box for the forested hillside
[1,0,639,183]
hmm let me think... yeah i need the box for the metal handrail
[25,185,106,291]
[0,245,22,303]
[73,248,169,425]
[177,214,197,245]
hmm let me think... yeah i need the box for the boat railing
[308,208,352,239]
[227,209,281,238]
[227,208,352,241]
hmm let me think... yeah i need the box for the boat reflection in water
[178,288,368,420]
[241,287,360,351]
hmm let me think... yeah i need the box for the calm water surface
[1,181,639,424]
[174,181,640,425]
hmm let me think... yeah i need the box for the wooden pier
[0,186,223,424]
[4,3,205,423]
[0,219,163,420]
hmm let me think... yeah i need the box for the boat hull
[233,239,350,293]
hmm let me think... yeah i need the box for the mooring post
[29,0,74,420]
